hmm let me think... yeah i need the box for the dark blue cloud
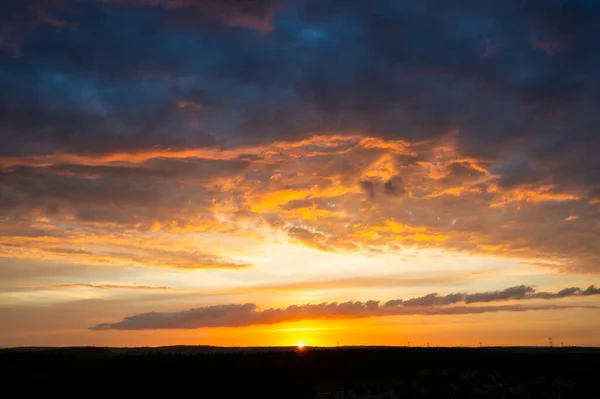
[1,0,599,193]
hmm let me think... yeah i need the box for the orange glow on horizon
[1,134,598,348]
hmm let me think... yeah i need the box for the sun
[296,342,306,349]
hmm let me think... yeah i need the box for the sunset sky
[1,0,600,348]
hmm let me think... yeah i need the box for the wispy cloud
[248,274,473,292]
[53,283,172,290]
[0,233,251,271]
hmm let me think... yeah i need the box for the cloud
[464,285,535,304]
[1,135,600,273]
[0,0,70,57]
[52,283,171,290]
[583,285,600,296]
[1,0,600,275]
[0,235,251,270]
[385,285,600,307]
[177,100,202,110]
[90,284,600,330]
[0,214,251,271]
[0,156,254,271]
[1,273,470,295]
[1,0,598,157]
[248,274,473,293]
[94,0,282,32]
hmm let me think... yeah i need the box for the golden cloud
[1,134,598,272]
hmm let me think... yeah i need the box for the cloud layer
[1,135,599,272]
[91,284,600,330]
[1,0,600,274]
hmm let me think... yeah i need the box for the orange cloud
[1,134,597,273]
[490,184,581,208]
[0,231,250,270]
[177,100,202,110]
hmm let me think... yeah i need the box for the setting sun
[296,342,306,349]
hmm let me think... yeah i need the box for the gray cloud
[583,285,600,296]
[385,285,600,307]
[90,284,600,330]
[464,285,535,304]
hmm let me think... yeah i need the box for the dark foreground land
[2,346,600,398]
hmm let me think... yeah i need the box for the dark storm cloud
[90,284,600,330]
[0,0,598,167]
[0,0,70,58]
[95,0,282,32]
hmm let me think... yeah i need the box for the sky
[1,0,600,348]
